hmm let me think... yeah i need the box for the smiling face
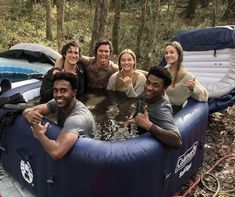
[144,74,166,103]
[96,44,111,66]
[120,53,135,72]
[64,46,80,66]
[53,79,76,109]
[164,45,179,65]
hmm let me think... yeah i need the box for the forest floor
[177,105,235,196]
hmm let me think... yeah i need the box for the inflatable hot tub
[2,27,235,196]
[0,80,209,197]
[173,25,235,113]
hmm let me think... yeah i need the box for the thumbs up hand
[134,105,152,131]
[182,76,196,91]
[31,122,49,139]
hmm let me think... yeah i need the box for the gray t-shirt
[47,99,95,137]
[138,93,179,134]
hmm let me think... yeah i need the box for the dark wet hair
[147,66,172,88]
[53,72,78,90]
[94,39,113,57]
[61,40,81,59]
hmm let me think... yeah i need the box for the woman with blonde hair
[164,41,208,108]
[106,49,146,97]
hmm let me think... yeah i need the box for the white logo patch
[175,141,198,174]
[20,160,34,184]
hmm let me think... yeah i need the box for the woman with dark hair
[164,41,208,108]
[40,40,86,103]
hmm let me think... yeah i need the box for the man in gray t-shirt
[47,99,95,137]
[126,66,182,149]
[23,72,95,159]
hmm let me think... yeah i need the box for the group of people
[23,39,209,159]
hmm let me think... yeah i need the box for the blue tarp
[174,25,235,51]
[208,88,235,113]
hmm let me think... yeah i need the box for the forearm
[149,124,182,149]
[125,84,138,97]
[79,55,90,65]
[130,84,145,98]
[37,132,62,160]
[23,107,40,123]
[125,77,145,98]
[54,57,63,69]
[23,104,49,124]
[190,82,209,102]
[23,107,33,118]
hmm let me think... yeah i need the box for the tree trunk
[222,0,235,19]
[198,0,209,8]
[212,0,218,27]
[184,0,198,19]
[112,0,121,55]
[45,0,53,39]
[135,0,147,59]
[26,0,34,21]
[144,0,160,70]
[89,0,110,55]
[56,0,65,51]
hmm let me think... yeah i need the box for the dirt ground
[177,105,235,196]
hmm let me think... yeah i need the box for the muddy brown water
[44,89,139,141]
[79,89,139,141]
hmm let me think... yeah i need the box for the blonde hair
[118,49,136,70]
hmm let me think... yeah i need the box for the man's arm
[23,103,49,125]
[31,122,78,160]
[79,55,92,66]
[134,106,182,149]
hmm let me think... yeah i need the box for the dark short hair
[94,39,113,57]
[147,66,172,87]
[53,72,78,90]
[61,40,81,58]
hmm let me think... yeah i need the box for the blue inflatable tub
[0,80,209,197]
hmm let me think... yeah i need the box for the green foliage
[0,0,234,66]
